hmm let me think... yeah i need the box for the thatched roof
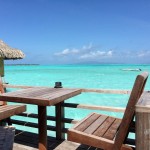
[0,40,25,60]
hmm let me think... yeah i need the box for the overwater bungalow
[0,71,150,150]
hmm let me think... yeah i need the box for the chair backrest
[113,72,149,150]
[0,77,7,105]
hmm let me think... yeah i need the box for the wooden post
[54,81,65,140]
[0,76,9,126]
[0,76,7,105]
[135,92,150,150]
[55,101,65,140]
[0,58,4,77]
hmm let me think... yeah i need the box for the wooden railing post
[55,82,65,140]
[135,92,150,150]
[55,102,65,140]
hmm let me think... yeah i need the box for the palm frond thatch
[0,40,25,60]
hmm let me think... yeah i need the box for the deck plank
[13,143,38,150]
[14,130,98,150]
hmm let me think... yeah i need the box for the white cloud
[54,48,79,56]
[54,43,94,56]
[54,44,114,62]
[61,49,70,55]
[107,50,113,56]
[137,50,150,57]
[82,43,93,50]
[80,50,113,59]
[54,44,150,63]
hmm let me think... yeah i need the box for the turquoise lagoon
[4,64,150,138]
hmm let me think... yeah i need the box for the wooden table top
[0,87,82,106]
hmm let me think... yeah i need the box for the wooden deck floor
[13,130,101,150]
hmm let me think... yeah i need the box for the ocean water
[4,64,150,138]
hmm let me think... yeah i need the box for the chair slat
[93,116,115,137]
[84,114,107,134]
[0,105,26,120]
[75,113,100,132]
[103,118,122,140]
[0,105,23,112]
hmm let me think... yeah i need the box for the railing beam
[3,84,131,94]
[63,103,125,112]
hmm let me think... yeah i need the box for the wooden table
[0,87,81,150]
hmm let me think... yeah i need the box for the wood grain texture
[136,112,150,150]
[0,87,82,106]
[3,84,132,94]
[68,129,114,150]
[93,116,115,137]
[68,112,121,149]
[84,115,107,134]
[0,105,26,120]
[75,113,100,132]
[103,119,121,140]
[82,88,131,94]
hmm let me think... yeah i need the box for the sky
[0,0,150,64]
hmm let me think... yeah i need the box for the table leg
[38,106,47,150]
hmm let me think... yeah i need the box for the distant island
[5,64,40,66]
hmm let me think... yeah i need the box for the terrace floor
[13,130,101,150]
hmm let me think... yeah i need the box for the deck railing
[3,84,129,114]
[3,84,144,147]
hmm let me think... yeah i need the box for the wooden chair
[0,78,26,149]
[0,78,26,124]
[67,72,149,150]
